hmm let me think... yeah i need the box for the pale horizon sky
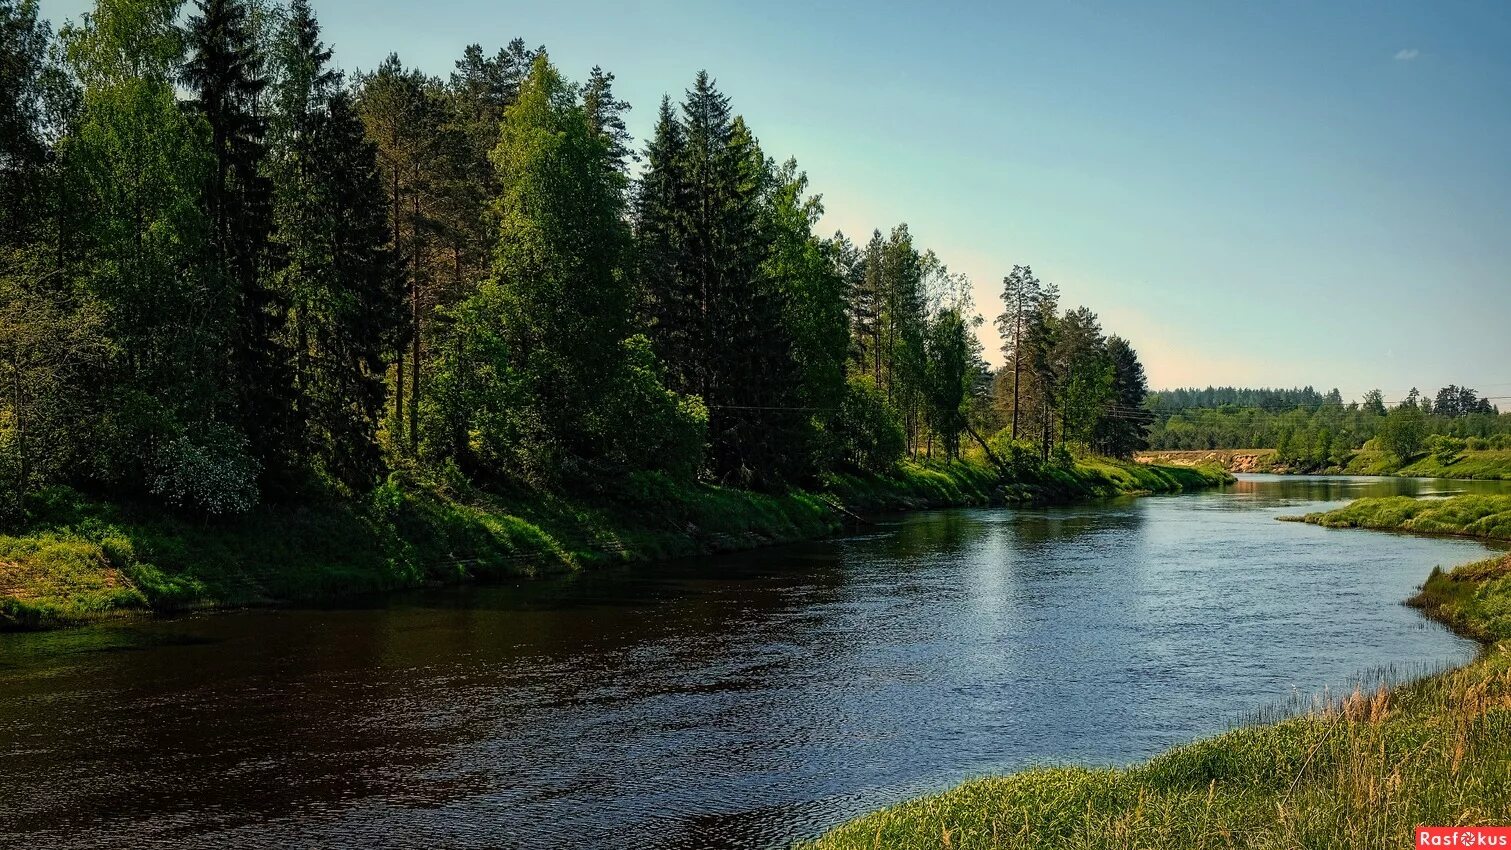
[39,0,1511,403]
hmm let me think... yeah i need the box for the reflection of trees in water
[1230,474,1511,507]
[873,510,988,562]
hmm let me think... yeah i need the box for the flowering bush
[149,424,260,516]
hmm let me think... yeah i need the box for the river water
[2,474,1507,849]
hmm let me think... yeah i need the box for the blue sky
[40,0,1511,401]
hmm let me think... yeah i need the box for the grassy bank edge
[800,509,1511,849]
[1284,494,1511,542]
[1137,447,1511,481]
[0,458,1231,632]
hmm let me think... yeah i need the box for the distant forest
[1,0,1159,519]
[1146,384,1510,463]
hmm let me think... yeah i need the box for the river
[2,474,1508,849]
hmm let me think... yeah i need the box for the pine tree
[355,54,450,453]
[994,264,1039,439]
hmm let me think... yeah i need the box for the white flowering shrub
[149,424,260,516]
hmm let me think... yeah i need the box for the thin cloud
[1394,48,1420,61]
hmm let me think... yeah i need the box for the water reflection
[0,475,1506,849]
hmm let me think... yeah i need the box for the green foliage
[485,53,634,481]
[60,0,252,511]
[1378,399,1429,461]
[148,422,259,515]
[1429,434,1466,465]
[600,335,707,480]
[986,432,1044,480]
[1147,386,1507,466]
[827,376,906,474]
[0,3,1210,533]
[421,285,521,471]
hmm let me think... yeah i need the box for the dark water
[2,474,1507,849]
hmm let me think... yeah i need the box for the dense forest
[1146,384,1510,466]
[0,0,1157,522]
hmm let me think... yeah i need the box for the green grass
[0,456,1225,631]
[1290,494,1511,541]
[1138,447,1511,480]
[802,552,1511,850]
[1344,448,1511,480]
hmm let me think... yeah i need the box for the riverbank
[0,457,1230,631]
[1137,447,1511,480]
[1286,494,1511,542]
[802,528,1511,849]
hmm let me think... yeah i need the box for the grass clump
[1290,494,1511,541]
[803,553,1511,850]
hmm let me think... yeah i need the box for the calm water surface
[2,474,1508,849]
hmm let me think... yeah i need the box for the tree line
[0,0,1156,519]
[1147,384,1509,465]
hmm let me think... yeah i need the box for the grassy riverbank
[803,550,1511,850]
[1288,494,1511,541]
[1137,447,1511,480]
[1340,448,1511,480]
[0,457,1229,631]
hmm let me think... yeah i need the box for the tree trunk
[1010,297,1022,439]
[391,171,404,447]
[409,190,420,454]
[965,423,1001,469]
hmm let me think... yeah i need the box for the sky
[38,0,1511,403]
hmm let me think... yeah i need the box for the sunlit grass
[1346,449,1511,481]
[1292,494,1511,541]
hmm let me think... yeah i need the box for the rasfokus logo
[1418,827,1511,848]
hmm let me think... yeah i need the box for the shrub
[986,431,1044,480]
[826,377,905,474]
[1377,403,1427,460]
[601,335,707,480]
[149,423,259,516]
[1428,434,1466,465]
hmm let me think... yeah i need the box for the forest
[0,0,1161,522]
[1146,385,1510,468]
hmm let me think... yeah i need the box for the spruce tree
[183,0,293,488]
[635,72,808,485]
[634,95,690,383]
[266,0,403,488]
[582,65,632,173]
[1096,335,1148,457]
